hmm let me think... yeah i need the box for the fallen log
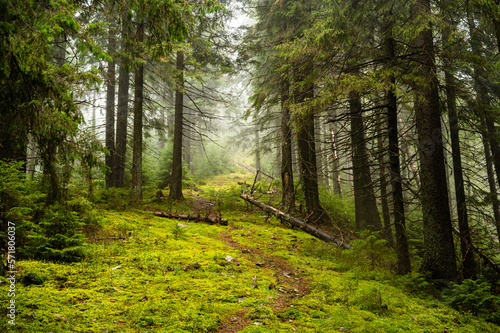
[154,211,228,226]
[240,194,352,249]
[452,227,500,274]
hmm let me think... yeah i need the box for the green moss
[4,172,499,332]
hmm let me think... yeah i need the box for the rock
[225,256,234,262]
[237,297,245,303]
[54,314,67,321]
[253,321,263,326]
[230,317,238,322]
[177,223,189,228]
[339,327,346,332]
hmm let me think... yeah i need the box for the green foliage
[322,191,355,230]
[171,223,187,240]
[157,143,194,189]
[349,230,393,270]
[445,279,500,324]
[23,204,87,262]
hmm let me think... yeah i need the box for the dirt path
[217,231,310,332]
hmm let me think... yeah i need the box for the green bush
[23,205,87,262]
[445,279,500,324]
[157,143,194,189]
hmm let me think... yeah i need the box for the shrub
[22,205,87,262]
[444,279,500,324]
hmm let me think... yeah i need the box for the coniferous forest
[3,0,500,331]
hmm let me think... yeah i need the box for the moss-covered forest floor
[1,172,499,332]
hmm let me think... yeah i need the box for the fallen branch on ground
[240,194,352,249]
[153,211,228,226]
[452,227,500,274]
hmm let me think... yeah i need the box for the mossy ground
[1,171,498,332]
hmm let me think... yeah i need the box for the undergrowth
[1,172,498,332]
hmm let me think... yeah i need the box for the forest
[2,0,500,331]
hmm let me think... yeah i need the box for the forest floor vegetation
[1,172,499,332]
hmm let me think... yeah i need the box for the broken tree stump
[239,194,352,249]
[154,211,228,226]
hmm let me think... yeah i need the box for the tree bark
[281,80,295,214]
[255,129,262,181]
[114,65,129,188]
[131,23,144,202]
[412,0,457,281]
[105,17,117,189]
[383,13,410,274]
[294,63,330,225]
[376,113,393,247]
[114,10,131,189]
[349,90,382,232]
[328,121,343,198]
[443,24,476,280]
[482,128,500,242]
[169,50,185,200]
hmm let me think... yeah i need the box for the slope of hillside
[1,173,498,332]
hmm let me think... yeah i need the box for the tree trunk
[328,121,343,198]
[105,17,117,189]
[349,91,382,232]
[280,80,295,214]
[376,113,393,247]
[296,94,330,225]
[481,121,500,242]
[114,10,131,189]
[412,0,457,281]
[443,24,477,280]
[255,129,262,181]
[131,23,144,202]
[383,13,410,274]
[114,64,129,188]
[169,50,185,200]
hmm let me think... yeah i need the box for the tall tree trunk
[295,74,330,225]
[170,50,185,200]
[443,23,477,280]
[281,80,295,214]
[376,114,393,247]
[114,10,131,189]
[412,0,457,281]
[131,23,144,202]
[383,12,410,274]
[114,65,129,188]
[328,121,343,198]
[105,17,117,189]
[349,91,382,232]
[481,125,500,242]
[255,129,262,181]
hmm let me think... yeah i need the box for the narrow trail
[217,230,310,332]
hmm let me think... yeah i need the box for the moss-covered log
[154,211,228,226]
[240,194,352,249]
